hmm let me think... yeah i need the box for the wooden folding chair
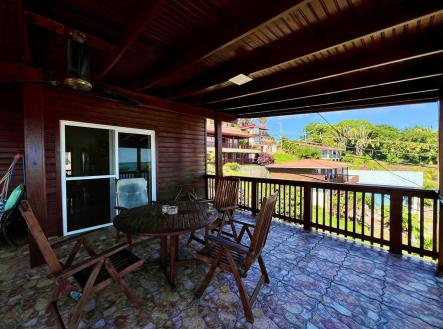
[194,192,278,323]
[188,177,240,245]
[19,200,144,329]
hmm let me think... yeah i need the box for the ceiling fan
[0,34,140,106]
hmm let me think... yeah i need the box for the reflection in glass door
[61,122,156,235]
[118,132,155,201]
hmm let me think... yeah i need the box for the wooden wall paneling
[0,87,24,189]
[43,88,207,233]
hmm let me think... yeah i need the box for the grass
[273,152,297,163]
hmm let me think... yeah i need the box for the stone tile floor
[0,213,442,329]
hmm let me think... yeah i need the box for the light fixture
[228,73,252,85]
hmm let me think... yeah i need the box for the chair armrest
[207,235,250,254]
[57,243,130,278]
[217,205,238,212]
[51,229,99,249]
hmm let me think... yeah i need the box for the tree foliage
[280,136,321,159]
[302,120,437,165]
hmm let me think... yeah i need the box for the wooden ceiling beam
[230,78,440,116]
[168,2,443,99]
[134,0,308,91]
[95,83,236,122]
[97,0,167,80]
[207,58,443,111]
[27,12,116,53]
[238,95,438,118]
[185,33,443,106]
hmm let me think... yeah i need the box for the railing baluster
[361,192,365,238]
[323,189,326,226]
[336,189,340,232]
[303,184,312,231]
[407,196,412,252]
[329,189,333,228]
[353,191,357,236]
[419,197,424,257]
[433,198,437,255]
[315,187,319,225]
[344,190,348,236]
[283,184,287,218]
[381,193,385,246]
[370,193,375,244]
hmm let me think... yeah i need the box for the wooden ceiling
[23,0,443,118]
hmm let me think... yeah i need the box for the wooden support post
[214,113,223,178]
[251,180,258,216]
[303,184,312,231]
[438,90,443,275]
[389,190,403,255]
[23,67,48,267]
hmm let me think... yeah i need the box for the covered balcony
[0,0,442,328]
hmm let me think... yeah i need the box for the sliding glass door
[61,121,156,235]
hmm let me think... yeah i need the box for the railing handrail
[204,174,438,198]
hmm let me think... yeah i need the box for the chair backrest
[116,178,149,209]
[213,177,240,209]
[18,200,63,274]
[249,192,278,256]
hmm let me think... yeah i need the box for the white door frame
[60,120,157,236]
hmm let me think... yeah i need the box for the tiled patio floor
[1,213,442,329]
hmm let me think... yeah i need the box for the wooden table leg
[160,237,167,269]
[168,235,178,289]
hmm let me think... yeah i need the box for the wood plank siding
[0,87,24,190]
[1,87,207,237]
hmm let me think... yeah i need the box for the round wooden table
[113,201,217,289]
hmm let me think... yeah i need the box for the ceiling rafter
[184,33,443,106]
[167,3,443,100]
[27,12,116,52]
[230,78,440,116]
[207,57,443,111]
[238,95,438,118]
[96,0,167,80]
[133,0,309,91]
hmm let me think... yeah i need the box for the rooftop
[240,124,269,130]
[267,159,352,169]
[1,214,442,328]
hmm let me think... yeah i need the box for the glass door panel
[62,122,156,235]
[118,132,153,201]
[63,124,116,235]
[66,178,115,232]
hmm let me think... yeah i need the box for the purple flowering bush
[257,153,274,166]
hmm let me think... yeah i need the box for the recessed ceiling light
[229,74,252,85]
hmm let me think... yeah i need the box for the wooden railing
[119,170,150,180]
[206,174,440,260]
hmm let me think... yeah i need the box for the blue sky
[265,102,439,140]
